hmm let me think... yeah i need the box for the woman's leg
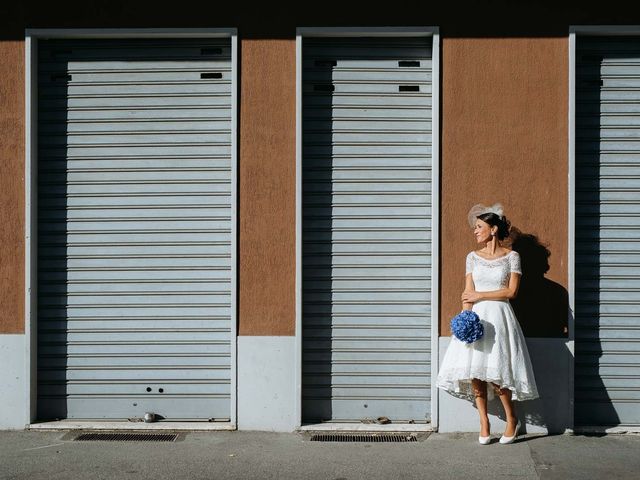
[472,378,490,436]
[492,383,518,436]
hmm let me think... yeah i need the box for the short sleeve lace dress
[436,250,539,401]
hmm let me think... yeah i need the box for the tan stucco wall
[440,37,568,335]
[0,40,25,334]
[238,38,297,336]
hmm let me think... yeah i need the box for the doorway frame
[294,26,440,430]
[569,25,640,433]
[24,28,238,427]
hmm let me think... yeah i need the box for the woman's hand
[461,290,482,303]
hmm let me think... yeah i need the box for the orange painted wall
[440,38,569,336]
[0,40,25,334]
[238,39,297,336]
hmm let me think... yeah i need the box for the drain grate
[73,433,178,442]
[310,433,418,443]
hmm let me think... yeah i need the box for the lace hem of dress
[436,366,539,402]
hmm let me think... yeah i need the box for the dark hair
[476,212,511,240]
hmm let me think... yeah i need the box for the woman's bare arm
[462,272,475,311]
[461,272,521,303]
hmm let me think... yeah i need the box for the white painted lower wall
[437,337,573,434]
[0,334,28,429]
[237,336,297,432]
[3,332,573,433]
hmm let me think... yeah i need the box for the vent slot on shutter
[399,85,419,92]
[51,50,72,58]
[399,60,420,67]
[315,60,337,67]
[50,73,72,82]
[581,79,604,87]
[200,72,223,79]
[314,84,335,92]
[201,48,222,55]
[581,54,604,62]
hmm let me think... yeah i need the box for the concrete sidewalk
[1,430,639,480]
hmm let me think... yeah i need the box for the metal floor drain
[309,433,418,443]
[73,433,179,442]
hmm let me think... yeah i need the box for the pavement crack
[23,443,65,452]
[527,441,553,479]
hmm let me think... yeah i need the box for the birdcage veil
[467,203,505,228]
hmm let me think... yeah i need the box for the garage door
[575,36,640,426]
[302,37,433,423]
[36,38,234,421]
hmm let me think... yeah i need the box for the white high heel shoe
[478,422,491,445]
[499,420,521,444]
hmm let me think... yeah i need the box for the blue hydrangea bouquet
[450,310,484,343]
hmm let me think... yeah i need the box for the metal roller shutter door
[302,37,432,423]
[576,36,640,426]
[36,38,233,421]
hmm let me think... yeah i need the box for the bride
[436,203,539,445]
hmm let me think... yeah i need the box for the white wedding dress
[436,250,539,401]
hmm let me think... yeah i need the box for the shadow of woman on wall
[509,228,568,338]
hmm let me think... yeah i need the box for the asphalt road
[1,430,639,480]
